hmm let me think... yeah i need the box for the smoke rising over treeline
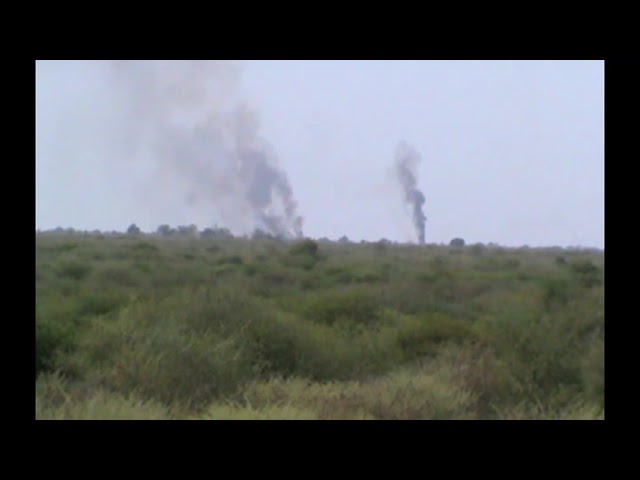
[108,60,303,239]
[395,142,427,244]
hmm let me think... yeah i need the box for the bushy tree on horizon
[201,227,234,240]
[127,224,142,235]
[177,225,198,237]
[252,228,275,241]
[157,225,175,236]
[450,238,465,247]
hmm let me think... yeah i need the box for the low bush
[303,291,381,328]
[56,261,91,280]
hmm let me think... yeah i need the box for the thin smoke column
[395,142,427,244]
[108,60,304,239]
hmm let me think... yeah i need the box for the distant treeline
[35,226,602,253]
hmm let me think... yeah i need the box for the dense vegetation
[35,231,604,420]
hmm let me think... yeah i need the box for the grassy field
[35,232,604,420]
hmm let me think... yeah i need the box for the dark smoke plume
[395,142,426,244]
[108,60,303,239]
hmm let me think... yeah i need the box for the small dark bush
[570,260,602,287]
[450,238,465,247]
[57,261,91,280]
[397,314,473,360]
[571,260,599,276]
[285,240,320,270]
[305,291,381,327]
[289,240,319,257]
[127,224,141,235]
[97,267,137,286]
[470,243,485,256]
[36,320,75,377]
[54,243,78,252]
[542,278,571,309]
[130,242,159,253]
[79,292,127,317]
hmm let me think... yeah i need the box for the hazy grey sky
[36,60,604,248]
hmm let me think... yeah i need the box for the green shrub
[581,336,604,408]
[450,238,465,247]
[248,313,355,381]
[69,301,257,409]
[486,309,589,400]
[324,266,356,284]
[79,291,128,317]
[283,254,317,271]
[36,319,75,376]
[130,242,159,253]
[304,291,381,327]
[430,343,509,418]
[285,240,321,270]
[470,243,485,256]
[56,261,91,280]
[395,313,475,361]
[541,277,572,310]
[53,242,79,252]
[570,260,602,287]
[289,240,319,257]
[96,265,138,286]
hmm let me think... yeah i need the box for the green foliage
[570,260,602,287]
[96,265,139,287]
[130,241,159,253]
[541,277,572,310]
[35,232,604,419]
[248,313,355,381]
[54,242,79,252]
[56,260,91,280]
[36,317,75,376]
[581,335,604,408]
[284,240,321,270]
[65,299,258,409]
[395,313,475,360]
[303,291,381,327]
[78,291,128,317]
[218,255,243,265]
[470,243,485,256]
[289,240,319,257]
[486,303,602,401]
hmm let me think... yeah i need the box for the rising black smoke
[108,60,303,239]
[395,142,426,244]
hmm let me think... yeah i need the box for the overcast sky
[36,60,604,248]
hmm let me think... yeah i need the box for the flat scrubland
[35,232,604,420]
